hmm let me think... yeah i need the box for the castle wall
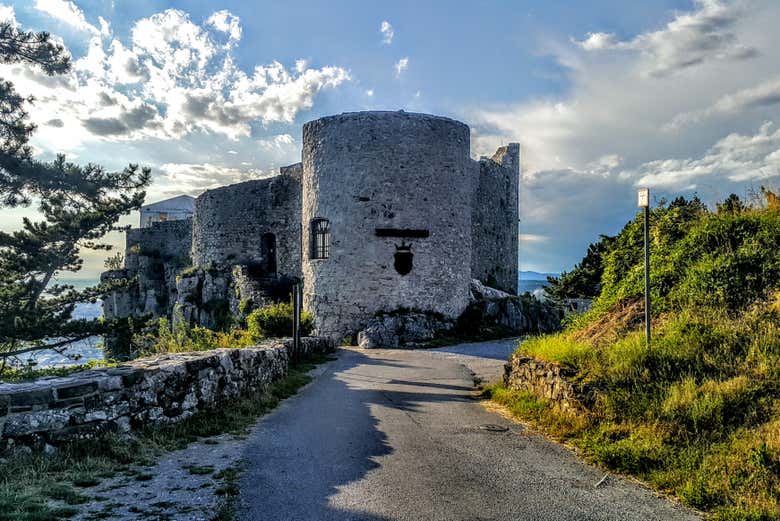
[191,165,302,279]
[125,219,192,272]
[301,111,476,338]
[107,219,192,319]
[471,144,520,294]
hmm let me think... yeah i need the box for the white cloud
[630,122,780,187]
[519,234,548,243]
[0,4,18,26]
[157,162,272,196]
[666,77,780,130]
[380,20,394,44]
[206,9,241,44]
[98,16,110,37]
[470,0,780,183]
[258,133,294,150]
[365,89,374,96]
[574,0,757,77]
[1,8,351,145]
[394,57,408,77]
[469,0,780,270]
[34,0,100,35]
[576,32,619,51]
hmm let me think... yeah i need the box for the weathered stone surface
[469,279,512,301]
[102,219,192,323]
[302,111,485,339]
[503,353,596,413]
[192,166,301,275]
[465,279,563,334]
[4,409,71,436]
[472,144,519,294]
[56,382,98,399]
[0,336,334,452]
[9,388,53,407]
[357,313,453,349]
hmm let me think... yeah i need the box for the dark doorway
[261,232,277,274]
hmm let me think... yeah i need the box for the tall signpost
[637,188,651,348]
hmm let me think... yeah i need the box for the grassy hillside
[489,190,780,520]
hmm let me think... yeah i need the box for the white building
[139,195,195,228]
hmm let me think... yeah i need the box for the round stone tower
[301,111,476,338]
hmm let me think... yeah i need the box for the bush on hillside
[594,192,780,314]
[247,302,314,339]
[545,234,616,302]
[494,191,780,520]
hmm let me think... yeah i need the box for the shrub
[238,298,255,315]
[140,317,256,355]
[493,193,780,520]
[247,302,314,339]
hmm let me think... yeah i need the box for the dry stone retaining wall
[503,352,595,413]
[0,337,333,453]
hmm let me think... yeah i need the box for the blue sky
[1,0,779,278]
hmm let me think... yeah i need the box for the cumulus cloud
[666,77,780,130]
[394,57,408,77]
[630,122,780,187]
[206,9,241,43]
[1,8,350,145]
[157,162,273,196]
[34,0,100,35]
[469,0,780,270]
[0,4,18,26]
[380,20,394,44]
[258,133,294,150]
[574,0,757,77]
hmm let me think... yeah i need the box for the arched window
[311,218,330,259]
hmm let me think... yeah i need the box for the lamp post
[637,188,651,348]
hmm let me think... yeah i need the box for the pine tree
[0,22,150,366]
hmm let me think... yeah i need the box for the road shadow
[237,348,474,521]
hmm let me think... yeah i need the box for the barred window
[311,218,330,259]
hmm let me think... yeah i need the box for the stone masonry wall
[504,352,595,413]
[191,165,302,279]
[472,144,519,294]
[302,111,476,338]
[103,219,193,320]
[0,337,333,452]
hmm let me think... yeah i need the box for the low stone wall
[0,337,334,453]
[503,352,595,413]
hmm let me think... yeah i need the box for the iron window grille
[311,218,330,259]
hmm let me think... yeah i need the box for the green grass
[0,356,331,521]
[492,295,780,521]
[491,200,780,520]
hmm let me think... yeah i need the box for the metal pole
[644,205,651,348]
[292,283,301,354]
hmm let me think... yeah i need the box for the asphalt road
[238,341,700,521]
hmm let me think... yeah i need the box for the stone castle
[102,110,519,341]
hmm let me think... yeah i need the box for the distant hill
[519,271,558,281]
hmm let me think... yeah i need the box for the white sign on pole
[637,188,650,208]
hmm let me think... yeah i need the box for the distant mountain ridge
[519,271,558,281]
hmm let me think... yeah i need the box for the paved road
[238,341,699,521]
